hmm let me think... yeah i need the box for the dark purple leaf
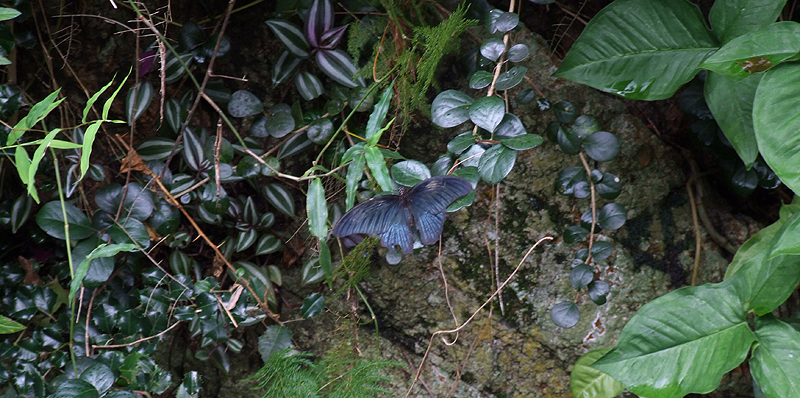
[319,25,348,50]
[304,0,334,47]
[139,49,157,77]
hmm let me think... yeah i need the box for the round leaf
[507,43,530,62]
[392,160,431,187]
[447,131,475,155]
[494,113,527,139]
[469,96,505,132]
[480,38,505,62]
[584,131,620,162]
[554,166,587,195]
[553,101,577,124]
[494,11,519,33]
[432,90,474,128]
[469,70,494,90]
[478,144,516,184]
[264,111,295,138]
[551,301,580,328]
[572,115,603,139]
[564,225,589,243]
[596,172,622,200]
[306,118,334,144]
[573,181,590,199]
[591,241,614,260]
[494,65,527,91]
[570,264,594,289]
[557,127,582,155]
[108,218,149,248]
[598,203,627,230]
[588,280,610,305]
[36,201,94,240]
[228,90,263,117]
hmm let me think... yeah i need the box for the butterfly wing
[332,195,415,254]
[406,176,473,245]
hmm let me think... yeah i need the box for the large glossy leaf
[50,379,99,398]
[315,49,359,88]
[36,201,94,240]
[265,19,310,58]
[478,144,516,184]
[95,182,155,221]
[751,316,800,398]
[554,0,718,100]
[392,160,431,187]
[708,0,786,43]
[700,22,800,79]
[257,325,293,362]
[431,90,474,128]
[480,38,505,62]
[307,179,327,238]
[571,349,625,398]
[704,72,760,168]
[753,63,800,194]
[80,363,114,394]
[593,281,754,397]
[469,96,505,132]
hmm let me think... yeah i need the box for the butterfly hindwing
[407,176,472,245]
[332,195,405,238]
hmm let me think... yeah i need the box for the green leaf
[469,96,505,132]
[469,71,493,90]
[265,19,310,58]
[596,172,622,200]
[169,250,194,276]
[82,73,118,123]
[228,90,263,117]
[557,127,582,155]
[80,363,114,394]
[480,38,505,62]
[25,128,63,200]
[0,315,25,334]
[501,134,543,151]
[10,193,33,234]
[36,201,94,240]
[108,217,150,248]
[708,0,786,43]
[345,150,365,210]
[50,379,99,398]
[69,242,136,304]
[163,53,193,84]
[319,240,332,282]
[583,131,620,162]
[365,146,393,192]
[234,229,258,252]
[751,316,800,398]
[478,144,516,184]
[592,281,754,397]
[494,113,527,139]
[494,65,527,91]
[315,48,360,88]
[10,89,64,144]
[125,81,153,125]
[507,43,530,62]
[0,8,21,22]
[306,117,334,144]
[137,137,180,162]
[301,257,326,285]
[278,131,313,159]
[570,264,594,289]
[265,111,295,138]
[431,90,474,128]
[554,0,718,100]
[493,11,519,33]
[272,50,302,85]
[556,166,587,195]
[301,292,325,318]
[295,72,324,101]
[262,183,295,217]
[307,179,328,238]
[366,82,394,143]
[597,203,626,230]
[553,101,577,124]
[571,349,625,398]
[551,301,580,328]
[753,63,800,194]
[704,72,760,168]
[391,160,431,187]
[94,182,155,221]
[257,325,294,362]
[700,22,800,79]
[572,115,603,139]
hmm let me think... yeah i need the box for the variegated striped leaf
[262,183,295,217]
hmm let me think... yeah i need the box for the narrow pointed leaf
[315,49,360,88]
[307,179,328,238]
[265,19,310,58]
[125,81,153,125]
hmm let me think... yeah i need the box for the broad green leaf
[257,325,293,362]
[751,316,800,398]
[36,201,94,240]
[493,11,519,33]
[295,72,324,101]
[571,349,624,398]
[125,81,153,125]
[306,117,333,144]
[551,301,580,328]
[593,281,754,397]
[572,115,603,139]
[494,113,527,139]
[265,20,310,58]
[80,363,114,394]
[365,145,393,192]
[265,111,295,138]
[704,72,760,168]
[507,43,530,62]
[447,131,475,155]
[301,292,325,318]
[431,90,474,128]
[366,82,394,143]
[753,63,800,194]
[708,0,786,43]
[553,101,577,124]
[50,379,99,398]
[315,48,360,88]
[480,38,505,62]
[700,22,800,79]
[0,8,21,21]
[307,179,328,238]
[478,144,516,184]
[583,131,620,162]
[469,96,505,132]
[469,71,493,90]
[108,217,150,248]
[597,203,626,230]
[570,264,594,289]
[556,166,587,195]
[554,0,718,100]
[392,160,431,186]
[262,183,295,217]
[501,134,543,151]
[0,315,25,334]
[94,182,155,221]
[494,65,527,91]
[726,205,794,278]
[228,90,263,117]
[69,242,136,304]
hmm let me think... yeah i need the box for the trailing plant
[555,0,800,396]
[545,101,624,328]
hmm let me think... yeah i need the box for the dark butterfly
[332,176,473,254]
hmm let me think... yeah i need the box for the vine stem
[578,152,597,263]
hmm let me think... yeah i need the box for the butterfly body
[332,176,472,254]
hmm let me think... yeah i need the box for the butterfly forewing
[332,195,405,238]
[407,176,472,245]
